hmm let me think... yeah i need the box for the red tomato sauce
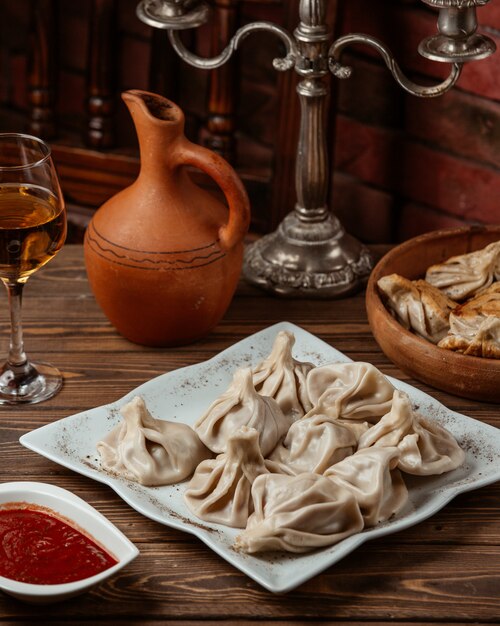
[0,508,118,585]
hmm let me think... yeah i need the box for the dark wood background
[0,0,499,243]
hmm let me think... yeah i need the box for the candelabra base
[243,212,373,298]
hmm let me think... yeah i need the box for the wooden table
[1,245,499,623]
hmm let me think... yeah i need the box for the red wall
[332,0,500,242]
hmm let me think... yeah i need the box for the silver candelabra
[136,0,496,298]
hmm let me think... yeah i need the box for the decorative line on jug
[85,228,226,271]
[85,242,227,271]
[91,222,222,255]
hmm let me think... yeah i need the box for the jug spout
[122,90,185,173]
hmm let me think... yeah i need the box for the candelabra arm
[329,33,462,98]
[168,22,297,71]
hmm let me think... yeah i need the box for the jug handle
[177,141,251,251]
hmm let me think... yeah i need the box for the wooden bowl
[366,225,500,403]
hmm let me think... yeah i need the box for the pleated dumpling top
[305,362,395,423]
[325,446,408,527]
[252,330,314,420]
[267,414,357,475]
[357,389,466,476]
[97,396,211,486]
[184,426,273,528]
[195,367,289,456]
[235,472,364,554]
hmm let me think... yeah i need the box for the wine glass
[0,133,67,404]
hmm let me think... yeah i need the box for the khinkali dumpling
[324,447,408,527]
[357,389,413,449]
[305,362,395,423]
[425,241,500,301]
[97,396,210,486]
[377,274,457,343]
[357,389,465,476]
[438,283,500,358]
[195,367,289,455]
[396,415,466,475]
[184,427,270,528]
[267,414,357,475]
[252,330,314,419]
[235,473,364,554]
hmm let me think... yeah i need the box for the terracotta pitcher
[84,90,250,347]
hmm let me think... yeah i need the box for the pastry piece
[97,396,210,486]
[438,283,500,358]
[324,447,408,527]
[194,367,289,456]
[357,389,465,476]
[439,317,500,358]
[425,241,500,301]
[267,414,357,475]
[305,362,395,423]
[252,330,314,420]
[184,427,271,528]
[235,473,364,554]
[377,274,457,343]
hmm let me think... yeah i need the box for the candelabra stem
[295,77,329,222]
[243,0,373,297]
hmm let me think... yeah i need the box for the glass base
[0,360,63,405]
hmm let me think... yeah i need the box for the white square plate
[20,322,500,593]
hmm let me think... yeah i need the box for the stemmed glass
[0,133,67,404]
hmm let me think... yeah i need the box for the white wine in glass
[0,133,67,404]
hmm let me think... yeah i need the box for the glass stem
[5,281,29,370]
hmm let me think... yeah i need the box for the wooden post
[203,0,239,162]
[86,0,116,149]
[27,0,56,139]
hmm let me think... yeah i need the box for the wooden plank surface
[0,245,498,623]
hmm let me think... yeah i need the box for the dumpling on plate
[184,427,271,528]
[357,389,465,476]
[305,362,395,423]
[357,389,413,449]
[438,283,500,358]
[252,330,314,420]
[195,367,289,456]
[425,241,500,301]
[97,396,210,486]
[396,413,466,476]
[267,414,357,475]
[324,446,408,527]
[234,473,364,554]
[377,273,457,343]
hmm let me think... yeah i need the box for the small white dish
[20,322,500,593]
[0,482,139,604]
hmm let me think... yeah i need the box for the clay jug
[84,90,250,347]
